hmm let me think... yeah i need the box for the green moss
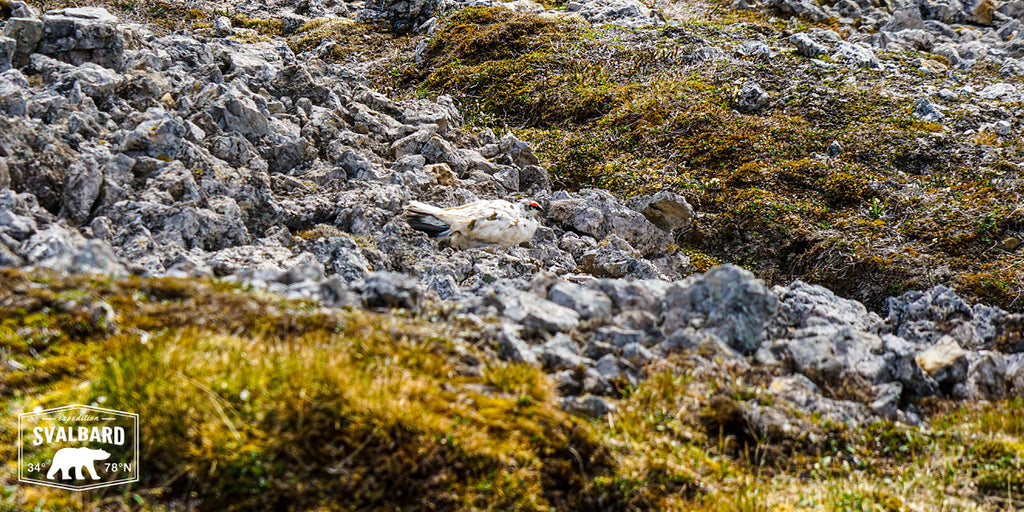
[290,17,359,52]
[232,14,284,36]
[227,30,273,44]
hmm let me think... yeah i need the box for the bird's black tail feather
[406,213,450,237]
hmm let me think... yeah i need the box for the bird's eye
[528,202,541,210]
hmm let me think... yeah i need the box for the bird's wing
[463,208,523,246]
[441,200,515,220]
[405,201,446,217]
[405,201,451,236]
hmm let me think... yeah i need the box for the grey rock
[4,17,44,67]
[595,353,624,379]
[356,272,422,310]
[627,191,694,232]
[263,118,313,173]
[0,36,14,72]
[789,33,828,57]
[391,125,436,160]
[594,326,645,347]
[0,240,23,267]
[769,325,890,390]
[498,132,539,167]
[763,374,870,429]
[552,369,582,396]
[1000,59,1024,77]
[833,41,879,68]
[914,98,944,123]
[7,2,38,18]
[123,115,188,160]
[0,208,37,240]
[659,329,744,361]
[205,245,295,276]
[0,158,8,190]
[919,0,964,23]
[547,189,671,256]
[39,7,126,70]
[773,280,882,333]
[884,285,1001,349]
[770,0,831,21]
[491,166,520,191]
[349,101,405,138]
[339,149,387,182]
[979,83,1016,100]
[932,44,961,65]
[23,224,126,276]
[210,86,270,138]
[662,265,777,354]
[869,382,903,421]
[503,292,580,334]
[584,340,617,360]
[214,16,233,37]
[587,279,669,313]
[421,136,468,176]
[535,333,592,370]
[400,100,456,132]
[560,394,616,418]
[426,273,460,299]
[612,310,663,345]
[1007,354,1024,395]
[583,367,615,395]
[63,62,122,99]
[547,281,613,320]
[576,0,658,27]
[495,324,542,367]
[621,342,656,367]
[300,235,372,281]
[364,0,441,32]
[0,69,28,116]
[961,351,1006,399]
[739,40,771,58]
[141,161,201,205]
[318,276,357,307]
[735,82,769,113]
[882,334,940,398]
[60,148,106,225]
[518,165,552,195]
[461,149,498,174]
[578,235,661,279]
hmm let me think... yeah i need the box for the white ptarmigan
[405,199,543,249]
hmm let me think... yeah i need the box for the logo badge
[18,404,139,491]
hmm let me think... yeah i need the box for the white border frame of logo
[18,404,140,491]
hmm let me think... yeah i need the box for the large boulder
[662,265,776,354]
[38,8,126,70]
[547,189,672,256]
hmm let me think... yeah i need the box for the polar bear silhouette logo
[46,447,111,480]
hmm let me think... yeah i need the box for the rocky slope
[1,0,1024,508]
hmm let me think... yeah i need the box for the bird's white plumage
[405,199,540,249]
